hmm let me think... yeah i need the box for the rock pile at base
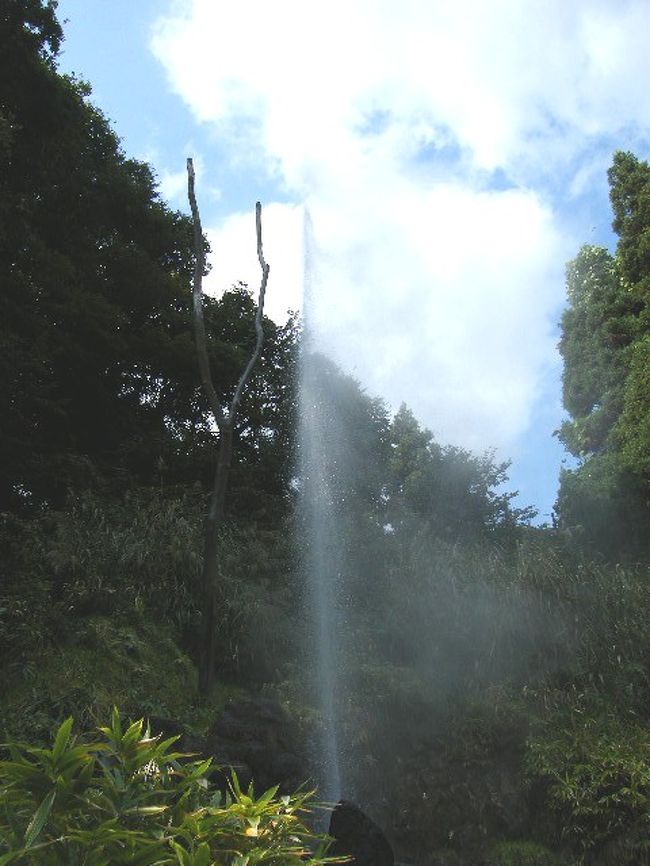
[329,800,394,866]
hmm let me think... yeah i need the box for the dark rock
[270,751,303,781]
[212,713,269,743]
[147,715,185,739]
[182,731,209,755]
[227,696,288,725]
[205,696,306,795]
[329,800,394,866]
[135,698,305,798]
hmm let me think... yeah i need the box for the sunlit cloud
[204,203,303,324]
[150,0,650,452]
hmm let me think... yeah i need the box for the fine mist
[298,208,344,802]
[296,208,575,858]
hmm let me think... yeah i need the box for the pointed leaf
[230,771,242,798]
[24,789,56,848]
[58,744,95,774]
[154,735,182,754]
[194,842,212,866]
[124,805,169,815]
[123,718,144,745]
[52,717,74,762]
[111,706,121,738]
[0,761,41,782]
[171,841,192,866]
[256,784,279,806]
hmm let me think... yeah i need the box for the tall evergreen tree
[556,152,650,559]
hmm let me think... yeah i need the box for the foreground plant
[0,709,337,865]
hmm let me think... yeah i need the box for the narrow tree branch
[230,201,270,416]
[186,158,270,693]
[186,157,227,430]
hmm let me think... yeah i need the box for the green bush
[0,710,338,865]
[1,490,299,688]
[0,618,208,745]
[527,708,650,856]
[485,840,558,866]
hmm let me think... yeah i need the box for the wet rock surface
[205,696,305,793]
[147,697,305,796]
[329,800,394,866]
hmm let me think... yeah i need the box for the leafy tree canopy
[0,2,295,517]
[557,151,650,559]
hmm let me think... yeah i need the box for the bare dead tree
[186,157,269,693]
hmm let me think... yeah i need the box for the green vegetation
[528,710,650,856]
[557,152,650,560]
[485,841,558,866]
[1,3,650,865]
[0,711,335,865]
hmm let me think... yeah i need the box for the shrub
[485,840,558,866]
[1,490,299,687]
[527,708,650,856]
[0,710,338,865]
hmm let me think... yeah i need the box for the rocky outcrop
[205,696,305,793]
[329,800,394,866]
[145,697,306,795]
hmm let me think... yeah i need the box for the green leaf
[124,805,169,815]
[230,771,242,798]
[256,784,279,807]
[111,706,121,738]
[194,842,212,866]
[58,744,95,775]
[24,788,56,848]
[0,760,42,782]
[78,754,97,787]
[52,716,74,762]
[0,840,62,866]
[171,840,192,866]
[123,718,145,746]
[127,840,171,866]
[183,758,212,780]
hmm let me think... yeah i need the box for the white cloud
[306,182,569,450]
[157,165,187,204]
[204,203,303,323]
[151,0,650,183]
[150,0,650,452]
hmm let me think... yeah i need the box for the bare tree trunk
[186,158,269,694]
[200,422,233,692]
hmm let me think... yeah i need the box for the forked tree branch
[186,158,269,428]
[231,202,269,415]
[186,157,227,429]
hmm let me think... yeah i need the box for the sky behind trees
[55,0,650,520]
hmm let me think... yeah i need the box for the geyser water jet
[299,207,344,803]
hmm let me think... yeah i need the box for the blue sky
[55,0,650,522]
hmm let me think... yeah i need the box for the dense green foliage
[2,4,650,866]
[557,152,650,559]
[327,533,650,863]
[0,1,296,515]
[528,710,650,857]
[0,711,334,865]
